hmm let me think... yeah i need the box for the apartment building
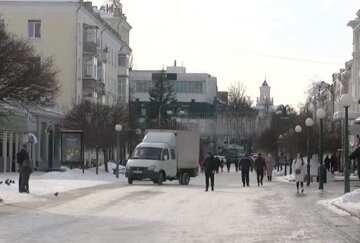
[0,0,131,172]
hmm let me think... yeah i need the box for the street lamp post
[316,108,326,190]
[340,94,354,193]
[278,134,283,173]
[294,125,302,175]
[115,124,123,178]
[305,118,314,186]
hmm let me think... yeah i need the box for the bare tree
[62,101,128,172]
[228,82,254,112]
[0,30,59,112]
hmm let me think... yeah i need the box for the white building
[0,0,131,172]
[256,79,274,115]
[130,63,218,138]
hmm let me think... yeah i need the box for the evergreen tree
[148,69,176,127]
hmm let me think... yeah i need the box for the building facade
[0,0,131,172]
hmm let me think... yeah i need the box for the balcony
[83,79,105,97]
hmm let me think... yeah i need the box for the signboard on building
[61,130,83,166]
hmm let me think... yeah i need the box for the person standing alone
[204,152,217,191]
[254,153,266,186]
[292,153,306,194]
[265,153,275,182]
[16,144,29,193]
[239,153,253,187]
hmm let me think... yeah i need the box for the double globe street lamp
[305,118,314,186]
[340,94,354,193]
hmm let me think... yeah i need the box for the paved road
[0,170,359,243]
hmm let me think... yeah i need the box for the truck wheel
[158,172,164,185]
[128,177,133,184]
[178,173,184,185]
[182,172,190,185]
[152,179,158,184]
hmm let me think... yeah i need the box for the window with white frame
[28,20,41,38]
[118,53,127,66]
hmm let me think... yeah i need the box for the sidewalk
[275,171,360,220]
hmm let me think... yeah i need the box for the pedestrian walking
[220,158,224,172]
[235,159,239,173]
[20,159,32,193]
[324,155,331,171]
[16,144,29,193]
[226,157,231,172]
[330,152,337,174]
[292,153,306,194]
[215,156,220,174]
[239,153,253,187]
[265,153,275,182]
[254,153,266,186]
[204,152,217,191]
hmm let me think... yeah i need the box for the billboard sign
[61,130,83,165]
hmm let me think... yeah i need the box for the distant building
[130,62,218,154]
[256,79,274,115]
[255,79,274,135]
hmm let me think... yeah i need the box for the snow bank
[320,189,360,218]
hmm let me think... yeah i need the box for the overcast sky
[93,0,359,108]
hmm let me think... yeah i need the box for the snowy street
[1,168,360,243]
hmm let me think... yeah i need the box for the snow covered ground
[1,165,360,219]
[0,162,125,204]
[1,167,360,242]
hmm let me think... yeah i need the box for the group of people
[203,152,276,191]
[203,151,310,194]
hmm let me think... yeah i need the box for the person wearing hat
[238,153,253,186]
[254,152,266,186]
[16,144,29,193]
[204,152,217,191]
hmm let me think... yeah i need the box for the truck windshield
[130,147,162,160]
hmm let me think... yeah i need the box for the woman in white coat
[292,153,306,194]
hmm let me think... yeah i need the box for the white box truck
[125,130,200,185]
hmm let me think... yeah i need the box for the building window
[118,76,126,102]
[118,53,127,66]
[135,80,155,93]
[173,81,203,93]
[28,20,41,38]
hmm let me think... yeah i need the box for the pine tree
[148,69,176,126]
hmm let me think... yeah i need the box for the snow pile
[341,189,360,203]
[289,229,310,240]
[323,189,360,218]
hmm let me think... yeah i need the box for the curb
[331,202,360,220]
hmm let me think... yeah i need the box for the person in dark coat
[254,153,266,186]
[239,153,253,187]
[16,144,29,193]
[204,152,217,191]
[220,158,224,172]
[215,156,220,174]
[330,153,337,174]
[21,159,32,193]
[324,155,331,171]
[226,157,231,172]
